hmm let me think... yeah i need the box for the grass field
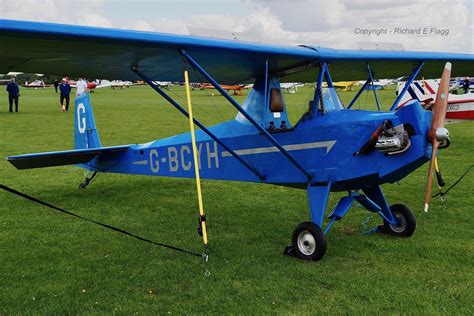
[0,84,473,314]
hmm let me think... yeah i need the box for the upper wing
[0,19,472,83]
[312,47,474,82]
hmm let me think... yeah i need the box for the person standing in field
[54,79,59,93]
[59,78,71,112]
[463,78,470,94]
[6,78,20,113]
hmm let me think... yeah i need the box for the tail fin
[7,94,132,170]
[74,93,102,149]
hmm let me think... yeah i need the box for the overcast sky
[0,0,472,53]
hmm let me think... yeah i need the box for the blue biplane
[1,20,473,260]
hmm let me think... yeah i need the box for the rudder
[74,93,102,149]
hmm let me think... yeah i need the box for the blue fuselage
[89,102,432,191]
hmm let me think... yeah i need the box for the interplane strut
[180,49,312,181]
[131,67,264,180]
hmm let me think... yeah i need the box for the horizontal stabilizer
[7,145,130,170]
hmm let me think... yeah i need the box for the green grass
[0,85,473,314]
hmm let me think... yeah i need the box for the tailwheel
[383,204,416,237]
[291,222,326,261]
[78,171,98,189]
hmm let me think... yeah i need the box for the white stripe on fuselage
[132,160,149,165]
[221,140,337,157]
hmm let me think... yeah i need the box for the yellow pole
[184,70,208,246]
[434,156,440,173]
[434,157,442,190]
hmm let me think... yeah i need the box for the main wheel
[291,222,326,261]
[383,204,416,237]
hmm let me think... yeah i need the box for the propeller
[424,62,451,212]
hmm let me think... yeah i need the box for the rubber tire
[291,222,327,261]
[383,204,416,237]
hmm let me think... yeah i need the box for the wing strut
[263,58,270,124]
[311,63,339,113]
[131,67,264,180]
[367,64,381,111]
[390,62,424,111]
[347,77,371,109]
[180,49,312,181]
[311,64,325,115]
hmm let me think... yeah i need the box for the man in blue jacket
[6,78,20,112]
[59,78,71,112]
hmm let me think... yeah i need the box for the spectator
[462,78,470,94]
[6,78,20,112]
[59,78,71,112]
[54,79,59,93]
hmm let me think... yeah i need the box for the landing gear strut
[285,185,417,261]
[284,184,331,261]
[78,171,98,189]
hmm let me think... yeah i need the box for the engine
[375,123,411,154]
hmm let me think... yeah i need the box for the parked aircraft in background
[22,79,46,88]
[396,79,474,120]
[199,83,245,95]
[80,79,135,90]
[154,81,173,89]
[327,81,357,91]
[280,82,304,94]
[358,79,397,90]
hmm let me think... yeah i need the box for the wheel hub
[390,213,407,233]
[297,231,316,255]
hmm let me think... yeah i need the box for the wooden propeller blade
[431,62,451,130]
[424,62,451,212]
